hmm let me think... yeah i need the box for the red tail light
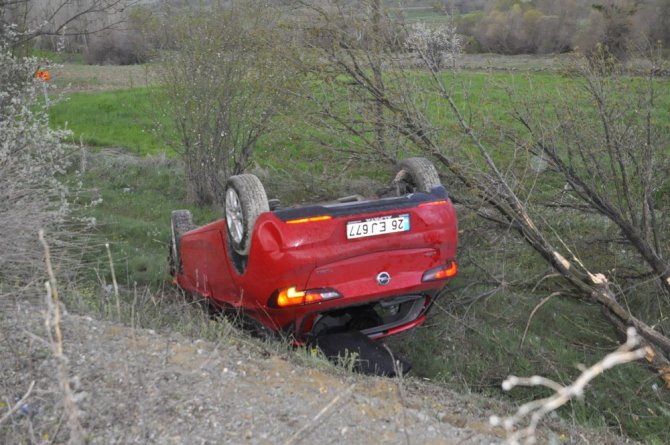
[422,259,458,282]
[271,286,342,308]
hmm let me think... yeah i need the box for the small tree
[591,0,639,61]
[159,2,296,205]
[1,0,130,53]
[296,0,670,387]
[405,20,462,71]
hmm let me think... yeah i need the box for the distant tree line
[3,0,669,64]
[441,0,670,58]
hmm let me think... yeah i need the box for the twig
[385,344,410,445]
[39,229,86,445]
[530,274,562,293]
[105,243,121,322]
[0,381,35,426]
[40,230,63,355]
[455,433,475,445]
[283,383,356,445]
[519,292,561,350]
[47,413,65,445]
[491,327,647,445]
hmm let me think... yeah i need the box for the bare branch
[40,230,87,445]
[491,327,647,445]
[519,292,560,350]
[0,381,35,426]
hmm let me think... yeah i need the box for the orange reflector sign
[36,69,50,82]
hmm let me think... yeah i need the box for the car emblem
[376,272,391,286]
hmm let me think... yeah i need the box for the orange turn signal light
[286,215,332,224]
[418,199,448,207]
[276,286,305,307]
[422,259,458,282]
[272,286,342,308]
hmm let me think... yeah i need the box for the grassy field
[75,151,217,288]
[47,70,571,158]
[390,6,452,23]
[49,66,668,160]
[50,62,670,444]
[49,87,170,155]
[49,63,157,92]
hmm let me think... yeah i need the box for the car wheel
[225,174,269,256]
[393,157,441,195]
[169,210,195,276]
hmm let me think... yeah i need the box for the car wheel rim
[226,188,244,245]
[396,179,416,195]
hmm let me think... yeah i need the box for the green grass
[73,145,670,443]
[47,70,668,166]
[76,154,216,288]
[390,248,670,444]
[391,6,452,23]
[49,87,171,155]
[53,66,670,444]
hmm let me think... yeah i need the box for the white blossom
[405,20,463,70]
[0,27,83,284]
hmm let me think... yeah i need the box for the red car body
[172,186,458,344]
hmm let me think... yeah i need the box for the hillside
[2,57,660,443]
[1,298,638,445]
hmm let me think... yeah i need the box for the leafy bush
[159,1,297,205]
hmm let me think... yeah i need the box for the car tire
[225,174,269,256]
[393,157,441,195]
[170,210,195,276]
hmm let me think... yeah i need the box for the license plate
[346,214,410,239]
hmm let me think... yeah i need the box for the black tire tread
[394,157,441,194]
[170,210,195,275]
[226,174,269,256]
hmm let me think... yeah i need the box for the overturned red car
[169,157,458,345]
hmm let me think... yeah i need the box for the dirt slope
[1,301,637,445]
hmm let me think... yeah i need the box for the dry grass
[40,230,86,445]
[50,64,157,93]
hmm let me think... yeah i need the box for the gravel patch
[1,300,638,445]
